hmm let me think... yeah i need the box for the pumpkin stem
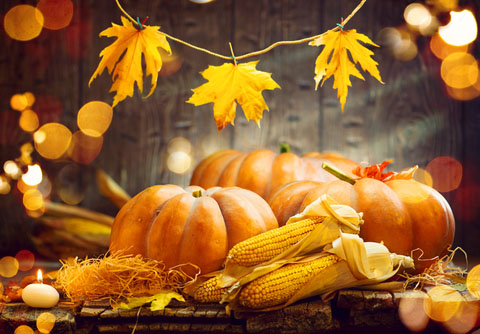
[322,162,356,185]
[192,189,203,198]
[280,143,290,153]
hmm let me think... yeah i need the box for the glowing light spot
[425,156,462,193]
[423,285,462,322]
[20,142,34,166]
[159,49,183,76]
[442,300,479,334]
[3,5,44,41]
[17,178,37,194]
[77,101,113,137]
[36,312,56,334]
[68,131,104,165]
[26,206,46,218]
[412,167,433,187]
[10,94,29,111]
[36,0,73,30]
[0,256,20,278]
[19,109,40,132]
[393,37,418,61]
[467,264,480,298]
[446,72,480,101]
[398,291,429,332]
[377,27,402,49]
[22,164,42,186]
[168,137,192,154]
[4,160,22,180]
[15,250,35,271]
[441,52,478,89]
[430,33,469,60]
[23,189,45,211]
[34,123,72,160]
[167,151,192,174]
[0,176,11,195]
[404,3,432,30]
[14,325,35,334]
[56,164,85,205]
[24,92,35,107]
[439,10,477,46]
[189,0,215,3]
[430,0,458,11]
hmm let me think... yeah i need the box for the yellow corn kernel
[238,254,341,309]
[226,216,325,267]
[193,275,228,303]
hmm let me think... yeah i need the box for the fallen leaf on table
[89,16,171,107]
[310,29,383,112]
[187,60,281,131]
[115,291,185,311]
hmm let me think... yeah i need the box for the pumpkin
[109,185,278,275]
[268,161,455,273]
[190,145,359,200]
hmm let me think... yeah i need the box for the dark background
[0,0,479,266]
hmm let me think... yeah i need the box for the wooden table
[1,289,479,334]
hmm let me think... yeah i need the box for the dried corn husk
[96,169,131,209]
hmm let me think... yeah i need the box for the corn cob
[226,216,325,267]
[238,254,341,309]
[193,276,229,303]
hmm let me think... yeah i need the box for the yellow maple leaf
[310,29,384,112]
[89,16,171,107]
[187,60,281,131]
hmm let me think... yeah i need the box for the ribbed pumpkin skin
[190,149,359,200]
[109,185,278,275]
[268,179,455,273]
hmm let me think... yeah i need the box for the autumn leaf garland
[89,11,383,131]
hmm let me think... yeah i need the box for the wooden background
[0,0,479,262]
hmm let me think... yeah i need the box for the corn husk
[225,233,414,312]
[96,169,131,209]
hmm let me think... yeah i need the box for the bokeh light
[430,32,469,60]
[19,109,40,132]
[404,3,432,32]
[0,256,20,278]
[439,10,477,46]
[423,285,462,322]
[425,156,462,193]
[4,160,22,180]
[22,164,43,186]
[68,131,104,165]
[167,151,192,174]
[34,123,72,160]
[0,175,11,195]
[430,0,458,12]
[446,78,480,101]
[159,49,183,76]
[17,178,37,194]
[4,5,44,41]
[20,142,34,166]
[393,34,418,61]
[15,249,35,271]
[10,93,34,112]
[189,0,215,3]
[411,167,433,187]
[441,52,478,89]
[77,101,113,137]
[442,300,479,334]
[36,312,56,334]
[167,137,192,154]
[398,291,430,332]
[23,189,45,211]
[56,164,86,205]
[467,264,480,298]
[14,325,34,334]
[36,0,73,30]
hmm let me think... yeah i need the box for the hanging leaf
[310,29,384,112]
[187,61,281,132]
[89,16,172,107]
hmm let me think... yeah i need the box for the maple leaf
[187,60,281,131]
[310,29,383,112]
[89,16,171,107]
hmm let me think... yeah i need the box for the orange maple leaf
[310,29,383,112]
[89,17,171,107]
[187,61,280,131]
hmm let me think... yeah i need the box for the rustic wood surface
[1,289,479,333]
[0,1,479,263]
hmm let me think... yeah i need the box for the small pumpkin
[268,161,455,273]
[190,145,359,200]
[109,185,278,275]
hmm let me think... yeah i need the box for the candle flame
[37,268,43,283]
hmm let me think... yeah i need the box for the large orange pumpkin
[268,162,455,273]
[109,185,278,275]
[190,146,359,200]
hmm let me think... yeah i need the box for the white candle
[21,269,59,308]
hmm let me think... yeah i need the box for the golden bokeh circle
[4,5,44,42]
[77,101,113,137]
[36,312,56,334]
[14,325,35,334]
[23,189,45,211]
[467,264,480,298]
[19,109,40,132]
[34,123,72,160]
[36,0,74,30]
[0,256,20,278]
